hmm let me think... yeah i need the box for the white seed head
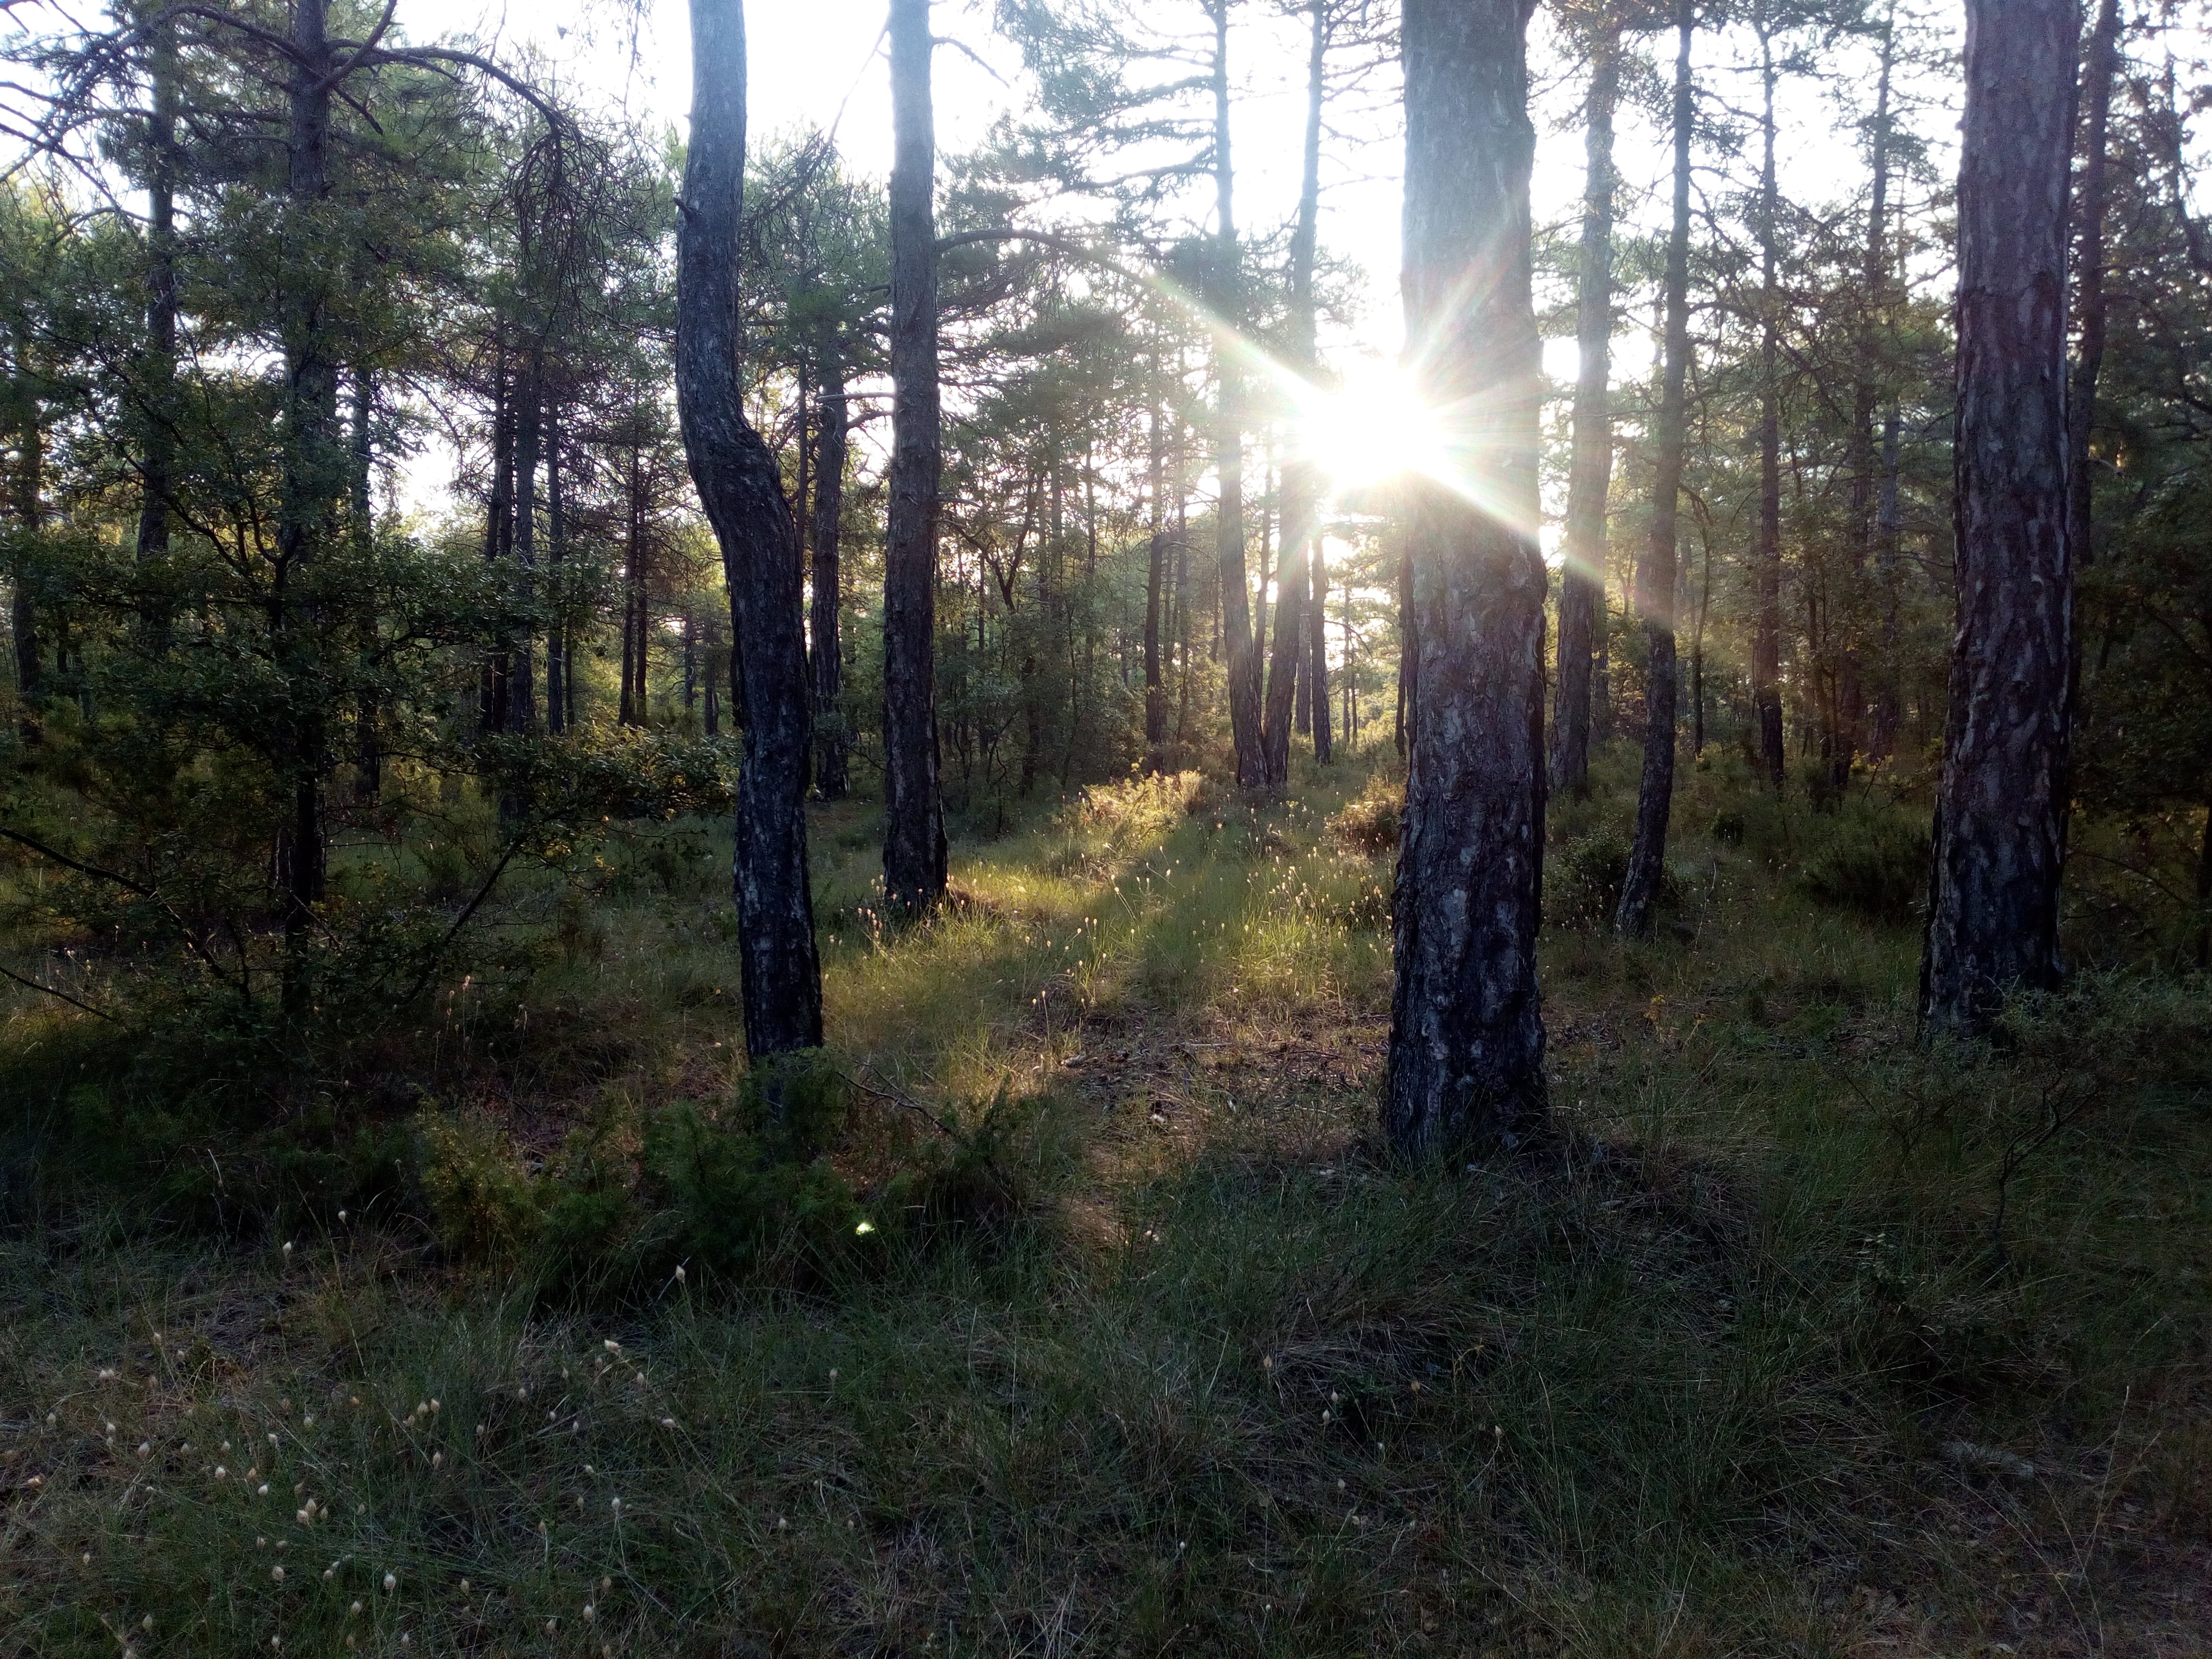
[383,1572,397,1593]
[271,1566,284,1583]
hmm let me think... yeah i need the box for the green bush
[1795,806,1931,921]
[1548,829,1629,928]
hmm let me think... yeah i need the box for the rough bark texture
[1551,23,1620,800]
[811,350,849,800]
[1383,0,1548,1158]
[1920,0,2080,1035]
[882,0,949,908]
[1207,1,1264,790]
[1753,24,1786,790]
[676,0,824,1057]
[1615,0,1694,940]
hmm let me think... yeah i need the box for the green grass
[3,745,2209,1655]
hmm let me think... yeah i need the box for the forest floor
[2,748,2209,1656]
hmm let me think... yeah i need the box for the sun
[1290,358,1452,491]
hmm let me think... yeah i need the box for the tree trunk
[676,0,824,1058]
[883,0,948,908]
[350,367,381,800]
[1919,0,2079,1036]
[619,435,643,726]
[811,347,850,799]
[1615,0,1695,940]
[546,399,567,734]
[1207,0,1264,789]
[137,16,177,574]
[509,356,540,732]
[1143,361,1168,767]
[1308,535,1331,762]
[10,324,42,719]
[1384,0,1548,1157]
[483,366,513,732]
[275,0,340,1017]
[1551,21,1620,799]
[1752,22,1787,791]
[2067,0,2119,575]
[1261,0,1327,790]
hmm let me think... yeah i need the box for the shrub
[1548,830,1630,928]
[1328,775,1403,853]
[1795,806,1930,921]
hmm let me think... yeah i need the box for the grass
[3,744,2209,1655]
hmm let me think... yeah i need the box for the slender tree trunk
[1691,524,1711,755]
[1552,20,1620,798]
[1385,0,1548,1156]
[350,367,382,800]
[883,0,948,907]
[137,16,177,575]
[1753,24,1787,791]
[1836,9,1896,788]
[1207,0,1264,788]
[275,0,341,1017]
[509,357,540,732]
[676,0,824,1058]
[1308,535,1331,761]
[1262,1,1327,789]
[1143,358,1168,767]
[2068,0,2120,575]
[10,325,42,720]
[546,400,567,733]
[811,347,850,799]
[1871,401,1902,754]
[620,437,642,726]
[482,367,513,732]
[1920,0,2080,1035]
[1615,0,1695,939]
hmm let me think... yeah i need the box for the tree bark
[676,0,824,1058]
[1383,0,1548,1157]
[351,367,381,799]
[546,399,567,733]
[1308,535,1331,762]
[137,15,178,573]
[509,356,540,732]
[10,324,41,718]
[811,346,850,799]
[1749,24,1787,790]
[1919,0,2079,1036]
[883,0,948,908]
[1615,0,1695,940]
[1206,0,1264,789]
[1552,21,1620,799]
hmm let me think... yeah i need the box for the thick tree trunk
[1207,0,1264,789]
[676,0,824,1057]
[1384,0,1548,1157]
[1920,0,2079,1035]
[1615,0,1695,939]
[2068,0,2119,574]
[1551,22,1620,799]
[811,349,850,799]
[883,0,948,907]
[1752,27,1787,791]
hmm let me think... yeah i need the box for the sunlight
[1290,358,1452,490]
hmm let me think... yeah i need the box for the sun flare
[1291,359,1451,490]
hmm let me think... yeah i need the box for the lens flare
[1289,358,1452,490]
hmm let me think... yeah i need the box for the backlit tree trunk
[1384,0,1548,1157]
[677,0,824,1057]
[2067,0,2119,575]
[1206,0,1264,789]
[1753,18,1786,790]
[1614,0,1694,939]
[1920,0,2079,1035]
[882,0,949,907]
[1551,20,1619,799]
[811,346,850,800]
